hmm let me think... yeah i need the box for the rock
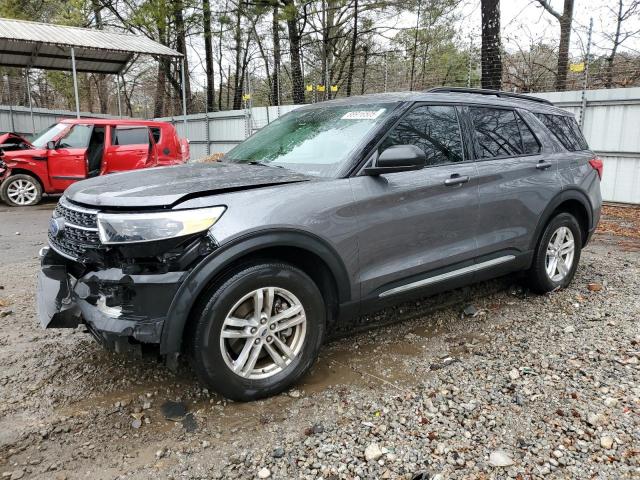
[257,467,271,479]
[272,447,285,458]
[600,436,614,450]
[603,397,618,408]
[161,400,187,421]
[463,304,478,316]
[488,450,515,467]
[312,423,324,434]
[10,471,24,480]
[365,443,383,462]
[564,325,576,334]
[202,440,210,448]
[131,419,142,429]
[155,449,166,459]
[288,390,301,398]
[587,412,605,426]
[587,283,602,292]
[509,368,520,380]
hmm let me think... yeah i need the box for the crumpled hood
[65,162,314,208]
[0,133,33,150]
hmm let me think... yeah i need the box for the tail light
[589,157,603,179]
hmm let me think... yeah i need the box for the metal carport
[0,17,185,132]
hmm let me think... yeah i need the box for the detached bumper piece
[37,247,186,353]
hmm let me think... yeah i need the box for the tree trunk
[154,59,166,118]
[409,0,421,91]
[481,0,502,90]
[272,5,281,106]
[345,0,358,96]
[555,0,574,91]
[91,0,108,113]
[217,12,224,110]
[282,0,305,104]
[360,45,369,95]
[203,0,215,111]
[605,0,623,88]
[173,0,191,112]
[232,3,244,110]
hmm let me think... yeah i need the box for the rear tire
[1,174,42,206]
[189,262,326,401]
[528,212,582,293]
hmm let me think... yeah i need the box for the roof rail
[427,87,553,106]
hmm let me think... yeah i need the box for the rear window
[469,107,524,158]
[113,126,150,146]
[535,113,589,151]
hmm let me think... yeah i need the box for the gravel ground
[0,203,638,480]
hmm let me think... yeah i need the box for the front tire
[528,212,582,293]
[1,174,42,206]
[189,262,326,401]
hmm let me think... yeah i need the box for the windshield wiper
[248,161,284,169]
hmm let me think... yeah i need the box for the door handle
[536,160,552,170]
[444,174,470,186]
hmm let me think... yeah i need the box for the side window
[516,114,541,154]
[379,105,464,166]
[113,126,150,146]
[535,113,589,151]
[469,107,522,158]
[59,124,92,149]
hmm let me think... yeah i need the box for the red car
[0,119,189,206]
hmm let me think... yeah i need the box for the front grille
[49,198,102,261]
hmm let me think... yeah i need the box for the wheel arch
[160,230,352,355]
[530,188,593,253]
[4,169,45,189]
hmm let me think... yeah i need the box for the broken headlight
[97,206,225,245]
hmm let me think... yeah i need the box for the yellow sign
[306,85,313,92]
[569,63,585,73]
[317,84,325,92]
[330,85,338,92]
[242,94,251,101]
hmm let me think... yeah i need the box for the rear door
[470,106,561,260]
[103,125,156,173]
[350,104,480,300]
[47,124,92,191]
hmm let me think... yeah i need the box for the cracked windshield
[225,103,396,177]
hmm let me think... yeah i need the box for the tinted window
[380,105,463,166]
[113,127,149,146]
[469,107,522,158]
[535,113,589,151]
[59,124,92,149]
[516,114,541,154]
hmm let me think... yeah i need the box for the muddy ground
[0,200,638,480]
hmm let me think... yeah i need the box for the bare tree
[536,0,574,91]
[481,0,501,89]
[603,0,640,88]
[203,0,215,111]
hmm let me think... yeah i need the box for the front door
[350,104,480,300]
[103,126,156,173]
[47,124,92,191]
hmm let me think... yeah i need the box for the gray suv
[37,88,602,401]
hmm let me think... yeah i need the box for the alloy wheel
[6,178,38,205]
[219,287,307,380]
[545,226,575,282]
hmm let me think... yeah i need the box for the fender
[160,229,353,355]
[529,187,594,252]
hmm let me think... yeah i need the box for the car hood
[65,162,315,208]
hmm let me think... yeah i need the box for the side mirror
[46,140,57,150]
[363,145,426,175]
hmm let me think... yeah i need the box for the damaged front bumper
[37,246,186,353]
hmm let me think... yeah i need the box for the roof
[59,118,174,127]
[0,17,182,74]
[298,89,569,116]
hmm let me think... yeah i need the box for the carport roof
[0,17,182,74]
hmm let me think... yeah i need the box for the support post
[26,69,35,134]
[579,18,593,129]
[6,74,15,133]
[180,57,187,133]
[70,47,80,119]
[116,74,122,118]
